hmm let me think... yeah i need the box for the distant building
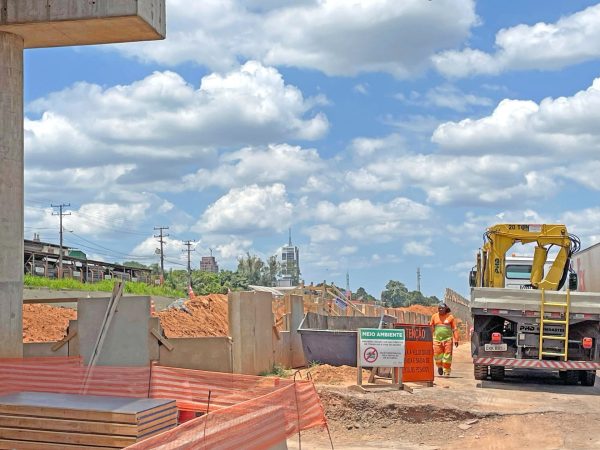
[23,238,151,283]
[277,229,300,287]
[200,256,219,273]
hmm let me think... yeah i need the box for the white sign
[358,328,405,368]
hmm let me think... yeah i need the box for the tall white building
[277,229,300,287]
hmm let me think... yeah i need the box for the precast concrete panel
[77,296,155,366]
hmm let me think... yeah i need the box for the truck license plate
[484,344,507,351]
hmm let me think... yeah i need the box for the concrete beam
[0,32,24,358]
[0,0,165,48]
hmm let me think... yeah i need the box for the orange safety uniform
[430,312,459,376]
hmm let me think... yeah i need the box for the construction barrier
[0,357,327,450]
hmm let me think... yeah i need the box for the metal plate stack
[0,392,177,449]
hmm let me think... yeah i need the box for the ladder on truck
[538,289,570,361]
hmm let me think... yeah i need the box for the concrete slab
[159,337,233,373]
[76,296,156,366]
[0,0,165,48]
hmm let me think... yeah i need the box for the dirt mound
[319,389,477,427]
[158,294,229,338]
[398,305,438,315]
[298,365,370,385]
[23,304,76,343]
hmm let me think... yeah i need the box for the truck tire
[580,370,596,387]
[474,364,488,380]
[564,370,579,385]
[490,365,505,382]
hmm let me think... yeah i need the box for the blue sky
[22,0,600,298]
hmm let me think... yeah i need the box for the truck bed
[471,287,600,315]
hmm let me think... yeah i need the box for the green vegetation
[308,360,322,368]
[354,287,377,303]
[380,280,440,307]
[163,253,281,294]
[24,275,185,298]
[259,364,290,377]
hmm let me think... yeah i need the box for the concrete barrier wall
[445,288,472,331]
[159,337,232,372]
[273,331,292,368]
[24,342,67,357]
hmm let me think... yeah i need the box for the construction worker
[430,303,459,377]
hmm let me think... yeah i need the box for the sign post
[356,328,405,391]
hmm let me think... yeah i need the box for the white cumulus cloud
[433,3,600,77]
[195,184,293,234]
[116,0,477,78]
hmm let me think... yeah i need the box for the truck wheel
[490,365,505,382]
[580,370,596,387]
[474,364,488,380]
[564,370,579,385]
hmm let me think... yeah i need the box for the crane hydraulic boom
[470,224,580,291]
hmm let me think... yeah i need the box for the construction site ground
[289,344,600,450]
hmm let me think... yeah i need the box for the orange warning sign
[393,324,434,383]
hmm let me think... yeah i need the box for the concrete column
[289,295,305,368]
[0,32,24,358]
[229,291,274,375]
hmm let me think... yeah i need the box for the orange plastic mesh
[127,383,326,450]
[0,357,327,450]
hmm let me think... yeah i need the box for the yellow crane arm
[476,224,574,290]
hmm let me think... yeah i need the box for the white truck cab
[504,255,559,290]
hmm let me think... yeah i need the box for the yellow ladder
[538,289,570,361]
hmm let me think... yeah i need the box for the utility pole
[154,226,169,284]
[51,203,71,279]
[183,240,196,289]
[417,267,421,293]
[346,270,350,299]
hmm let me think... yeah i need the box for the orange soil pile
[302,365,370,385]
[398,305,438,315]
[158,294,229,338]
[23,304,76,343]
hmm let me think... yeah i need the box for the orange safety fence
[0,357,327,450]
[127,382,326,450]
[0,356,151,398]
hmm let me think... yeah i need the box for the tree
[237,252,265,285]
[121,261,148,269]
[260,255,280,287]
[355,287,377,303]
[381,280,410,307]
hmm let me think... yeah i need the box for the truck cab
[504,256,560,290]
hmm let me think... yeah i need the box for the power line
[51,203,71,279]
[154,226,169,284]
[66,232,151,260]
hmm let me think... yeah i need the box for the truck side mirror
[569,273,578,291]
[469,270,477,288]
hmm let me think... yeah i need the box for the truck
[469,224,600,386]
[573,242,600,293]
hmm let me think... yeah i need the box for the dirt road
[290,344,600,449]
